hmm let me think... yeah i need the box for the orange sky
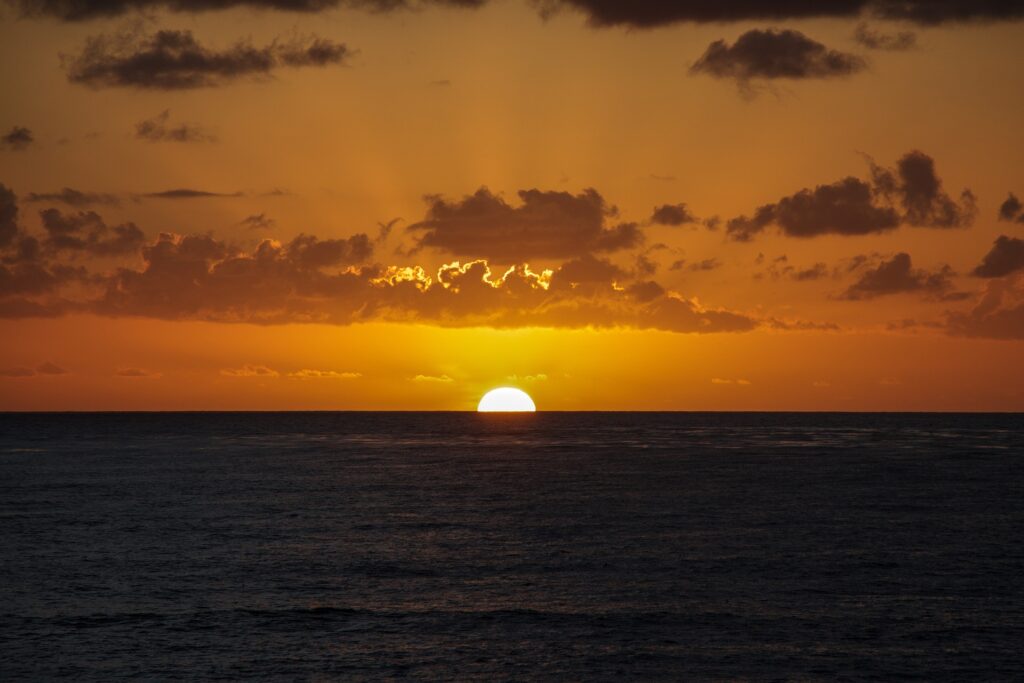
[1,0,1023,410]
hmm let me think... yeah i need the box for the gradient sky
[1,0,1023,410]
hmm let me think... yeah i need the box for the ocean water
[1,412,1022,680]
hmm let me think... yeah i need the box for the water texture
[1,412,1022,680]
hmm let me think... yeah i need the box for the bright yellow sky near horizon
[1,1,1023,410]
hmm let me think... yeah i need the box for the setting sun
[477,387,537,412]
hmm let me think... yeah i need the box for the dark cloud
[25,188,120,207]
[690,29,866,90]
[869,150,976,228]
[727,177,900,241]
[727,151,972,241]
[12,0,1024,25]
[135,110,215,143]
[9,0,486,21]
[840,252,958,300]
[549,254,624,289]
[998,193,1024,222]
[241,213,275,229]
[39,208,146,256]
[83,233,755,333]
[793,263,829,281]
[542,1,1024,28]
[650,203,697,226]
[63,29,350,90]
[872,1,1024,25]
[143,188,242,199]
[853,22,916,49]
[1,127,34,151]
[972,235,1024,278]
[946,275,1024,340]
[0,184,18,247]
[757,257,829,282]
[286,233,373,268]
[36,361,68,375]
[407,187,642,262]
[688,258,721,272]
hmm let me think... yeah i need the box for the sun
[477,387,537,412]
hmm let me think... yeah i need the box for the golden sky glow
[1,1,1023,410]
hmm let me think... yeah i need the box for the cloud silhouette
[853,23,916,50]
[142,189,242,199]
[39,208,145,256]
[25,188,120,207]
[869,150,976,228]
[841,252,959,300]
[64,29,350,89]
[0,184,18,247]
[650,203,698,226]
[727,151,973,241]
[690,29,866,91]
[972,236,1024,278]
[946,274,1024,339]
[727,177,900,241]
[11,0,486,21]
[135,110,215,143]
[1,127,34,151]
[544,1,1024,28]
[998,193,1024,222]
[407,187,642,261]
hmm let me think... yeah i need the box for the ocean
[1,412,1022,680]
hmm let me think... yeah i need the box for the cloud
[0,184,18,247]
[541,1,1024,28]
[241,213,275,229]
[143,189,242,199]
[946,274,1024,340]
[972,236,1024,278]
[25,188,120,207]
[998,193,1024,222]
[650,203,697,226]
[0,185,758,334]
[13,0,1024,25]
[39,208,146,256]
[407,187,642,261]
[727,151,972,241]
[690,29,866,92]
[869,150,976,228]
[1,126,34,151]
[221,364,279,377]
[36,361,68,374]
[288,369,361,379]
[11,0,487,21]
[115,367,161,377]
[135,110,215,143]
[411,373,454,382]
[853,23,916,50]
[63,29,350,90]
[711,377,751,385]
[840,252,959,300]
[0,366,37,377]
[727,177,900,241]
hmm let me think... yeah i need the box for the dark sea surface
[1,412,1023,681]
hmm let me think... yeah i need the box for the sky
[1,0,1023,410]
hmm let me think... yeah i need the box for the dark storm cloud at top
[11,0,1024,24]
[8,0,484,20]
[63,29,350,89]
